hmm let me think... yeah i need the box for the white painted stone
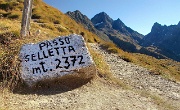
[19,34,94,86]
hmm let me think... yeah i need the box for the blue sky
[43,0,180,35]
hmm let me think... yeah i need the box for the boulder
[19,34,96,87]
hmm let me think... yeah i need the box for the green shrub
[87,39,93,43]
[0,31,20,44]
[53,20,60,24]
[12,30,20,38]
[8,14,19,19]
[0,2,18,11]
[1,12,11,17]
[31,13,41,19]
[108,48,118,53]
[80,32,85,36]
[69,30,74,33]
[56,26,67,32]
[17,0,24,3]
[100,42,119,53]
[121,56,132,62]
[36,19,46,23]
[39,23,55,30]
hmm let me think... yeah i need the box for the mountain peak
[178,21,180,26]
[91,12,113,22]
[153,22,161,26]
[115,18,125,25]
[151,22,162,31]
[91,12,113,29]
[144,22,180,61]
[98,12,108,16]
[112,18,125,31]
[66,10,93,30]
[74,10,81,13]
[66,10,83,16]
[117,18,121,21]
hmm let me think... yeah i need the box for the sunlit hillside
[0,0,179,91]
[99,42,180,82]
[0,0,101,89]
[0,0,101,41]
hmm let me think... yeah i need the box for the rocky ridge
[143,22,180,61]
[66,11,110,41]
[66,11,167,60]
[91,12,143,45]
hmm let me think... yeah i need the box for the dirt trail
[1,79,159,110]
[0,43,179,110]
[90,43,180,109]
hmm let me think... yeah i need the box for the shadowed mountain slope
[66,10,110,41]
[143,22,180,61]
[67,11,167,59]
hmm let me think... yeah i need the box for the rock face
[66,11,144,47]
[90,12,164,58]
[91,12,143,43]
[112,18,143,43]
[91,12,147,54]
[67,10,180,61]
[143,22,180,61]
[91,12,114,30]
[66,10,110,41]
[66,10,94,31]
[19,34,95,86]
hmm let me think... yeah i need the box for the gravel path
[0,43,179,110]
[90,43,180,109]
[1,79,159,110]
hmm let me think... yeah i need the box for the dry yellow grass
[0,0,179,91]
[88,44,130,89]
[133,53,180,81]
[0,0,102,90]
[0,22,101,90]
[99,41,180,82]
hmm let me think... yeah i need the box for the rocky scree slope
[90,43,180,110]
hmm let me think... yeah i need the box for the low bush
[1,12,11,17]
[56,26,67,32]
[39,23,55,30]
[53,20,60,24]
[0,1,19,11]
[121,56,132,62]
[8,14,19,19]
[100,42,119,54]
[31,13,41,19]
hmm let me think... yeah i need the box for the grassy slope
[0,0,101,89]
[100,42,180,82]
[0,0,179,90]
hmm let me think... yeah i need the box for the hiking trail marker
[19,34,95,86]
